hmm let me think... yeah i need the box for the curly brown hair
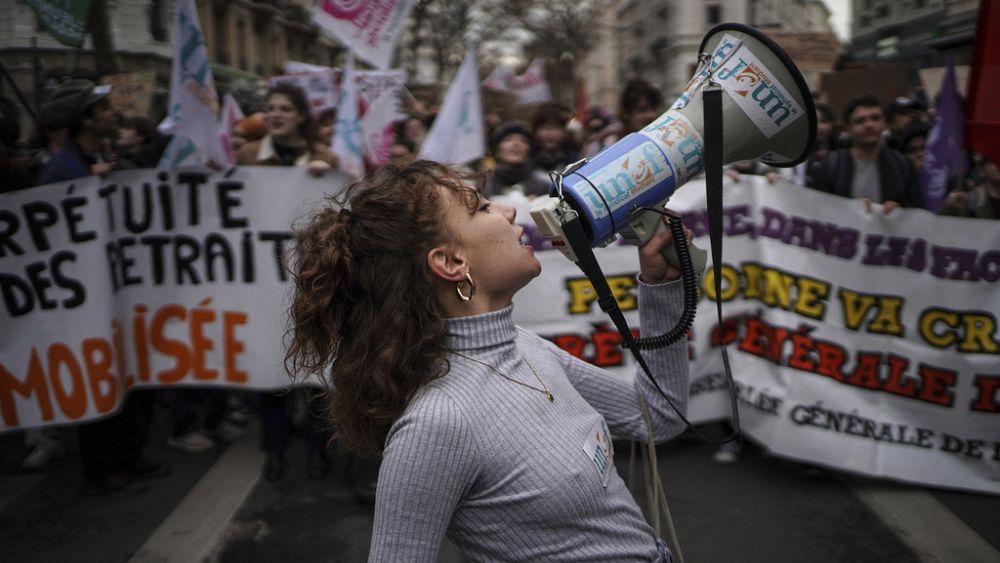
[285,160,480,456]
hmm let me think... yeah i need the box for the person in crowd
[114,115,155,155]
[236,82,338,174]
[899,121,930,174]
[396,114,428,150]
[0,95,39,193]
[114,115,172,168]
[234,82,335,481]
[940,152,1000,220]
[388,136,416,165]
[166,388,245,453]
[284,160,690,561]
[582,79,663,159]
[885,96,927,151]
[530,102,579,174]
[798,102,840,186]
[37,78,120,185]
[808,95,922,214]
[317,107,337,146]
[231,113,266,153]
[33,79,167,493]
[481,121,550,198]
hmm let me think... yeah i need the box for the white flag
[331,51,365,178]
[218,93,244,165]
[157,0,225,168]
[360,85,403,166]
[419,47,485,165]
[313,0,415,69]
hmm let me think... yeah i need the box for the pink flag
[218,93,244,165]
[312,0,415,69]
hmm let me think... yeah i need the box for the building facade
[577,0,840,115]
[849,0,978,96]
[0,0,342,120]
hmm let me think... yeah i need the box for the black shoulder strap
[703,84,742,445]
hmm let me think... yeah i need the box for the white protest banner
[360,86,403,166]
[0,168,349,432]
[419,47,485,165]
[218,93,245,165]
[312,0,415,69]
[482,58,552,105]
[502,178,1000,495]
[2,174,998,495]
[331,51,365,178]
[157,0,226,168]
[268,69,340,115]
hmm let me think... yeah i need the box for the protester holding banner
[37,79,119,185]
[940,152,1000,220]
[808,94,922,213]
[285,160,689,561]
[236,83,339,176]
[115,116,171,169]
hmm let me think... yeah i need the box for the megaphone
[531,23,817,263]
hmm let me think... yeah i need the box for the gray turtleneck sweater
[369,280,689,562]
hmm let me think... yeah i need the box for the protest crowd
[2,59,995,484]
[0,2,998,562]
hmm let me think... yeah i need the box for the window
[706,5,722,25]
[149,0,168,42]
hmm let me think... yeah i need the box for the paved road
[1,408,998,563]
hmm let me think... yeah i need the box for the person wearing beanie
[37,78,118,185]
[482,121,550,198]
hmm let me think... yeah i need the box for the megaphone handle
[651,216,708,275]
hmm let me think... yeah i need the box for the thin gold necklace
[454,352,554,403]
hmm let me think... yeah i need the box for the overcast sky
[826,0,852,41]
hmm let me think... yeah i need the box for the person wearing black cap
[34,81,169,493]
[37,78,118,185]
[482,121,550,198]
[886,96,927,151]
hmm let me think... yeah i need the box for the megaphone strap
[703,82,744,447]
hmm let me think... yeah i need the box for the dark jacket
[37,136,102,185]
[807,146,923,208]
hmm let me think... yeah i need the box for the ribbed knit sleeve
[541,278,690,443]
[368,393,481,563]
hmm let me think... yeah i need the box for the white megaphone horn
[530,23,817,265]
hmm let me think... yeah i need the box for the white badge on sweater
[582,418,614,487]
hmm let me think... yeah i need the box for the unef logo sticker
[716,47,804,138]
[672,34,742,111]
[574,141,673,219]
[641,111,705,184]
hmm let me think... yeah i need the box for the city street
[1,406,997,563]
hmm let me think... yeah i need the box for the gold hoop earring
[456,271,476,303]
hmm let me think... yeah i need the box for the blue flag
[920,58,964,212]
